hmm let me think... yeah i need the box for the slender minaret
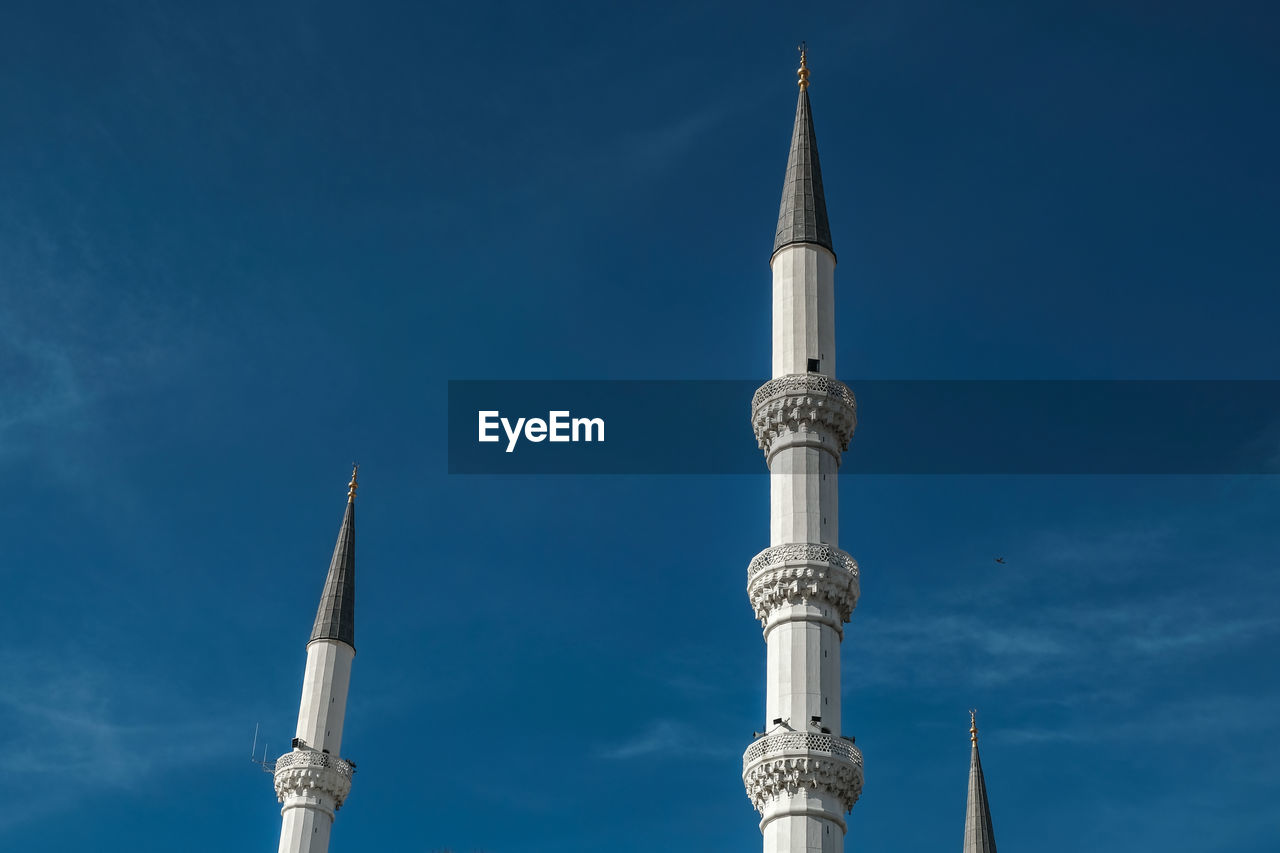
[743,48,863,853]
[963,711,997,853]
[272,467,359,853]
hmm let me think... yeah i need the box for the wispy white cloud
[613,105,732,181]
[0,332,85,437]
[857,595,1280,690]
[501,99,739,218]
[597,719,737,761]
[0,648,240,833]
[1001,693,1280,745]
[0,214,212,475]
[853,519,1280,692]
[1032,524,1175,571]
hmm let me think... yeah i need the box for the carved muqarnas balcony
[273,749,355,811]
[747,543,860,634]
[751,374,857,461]
[743,731,864,815]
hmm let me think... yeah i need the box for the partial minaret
[273,467,359,853]
[963,711,997,853]
[743,48,863,853]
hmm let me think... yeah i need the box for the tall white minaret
[272,467,359,853]
[743,49,863,853]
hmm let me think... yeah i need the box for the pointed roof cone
[773,48,834,258]
[310,466,357,650]
[963,711,997,853]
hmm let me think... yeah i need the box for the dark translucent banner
[447,380,1280,474]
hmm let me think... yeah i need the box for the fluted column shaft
[276,640,356,853]
[745,243,860,853]
[769,241,842,741]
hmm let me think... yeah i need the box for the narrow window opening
[807,358,820,373]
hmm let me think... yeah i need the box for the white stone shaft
[772,244,836,379]
[764,242,845,853]
[279,798,334,853]
[295,638,354,754]
[277,637,354,853]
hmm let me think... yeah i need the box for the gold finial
[969,709,979,744]
[797,42,810,91]
[347,464,359,503]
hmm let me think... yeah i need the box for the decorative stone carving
[742,732,864,814]
[751,374,857,460]
[747,543,860,630]
[273,749,355,810]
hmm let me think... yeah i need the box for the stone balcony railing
[273,748,356,811]
[274,749,355,778]
[746,543,860,631]
[751,374,857,460]
[747,543,859,583]
[743,731,862,767]
[751,374,858,414]
[743,731,864,815]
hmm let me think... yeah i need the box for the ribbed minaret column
[274,468,359,853]
[744,51,863,853]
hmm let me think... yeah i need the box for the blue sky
[2,1,1279,851]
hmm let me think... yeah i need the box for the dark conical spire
[773,46,834,258]
[310,466,357,650]
[963,711,997,853]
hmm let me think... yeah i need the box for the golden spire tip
[797,41,810,91]
[348,463,359,502]
[969,709,979,744]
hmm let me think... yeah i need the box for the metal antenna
[249,725,277,774]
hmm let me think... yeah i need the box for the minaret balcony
[743,730,864,818]
[747,543,860,633]
[751,374,857,462]
[273,748,355,812]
